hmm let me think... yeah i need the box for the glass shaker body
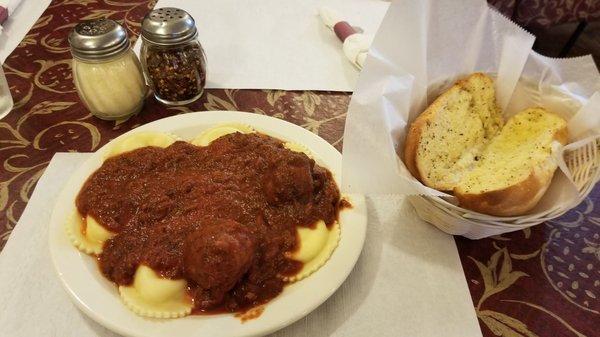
[72,49,147,120]
[0,65,14,119]
[140,38,206,105]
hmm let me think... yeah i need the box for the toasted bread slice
[455,108,567,216]
[404,73,502,191]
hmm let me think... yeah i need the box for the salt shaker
[140,8,207,105]
[69,19,147,120]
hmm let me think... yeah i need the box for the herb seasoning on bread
[404,73,568,216]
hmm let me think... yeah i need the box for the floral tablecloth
[0,1,598,336]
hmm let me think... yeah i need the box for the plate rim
[48,110,367,337]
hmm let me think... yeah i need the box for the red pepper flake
[145,43,206,103]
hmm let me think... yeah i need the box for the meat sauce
[76,132,341,313]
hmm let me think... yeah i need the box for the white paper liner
[342,0,600,237]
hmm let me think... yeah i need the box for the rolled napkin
[0,0,23,25]
[319,6,371,70]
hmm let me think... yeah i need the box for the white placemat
[135,0,389,91]
[0,0,51,63]
[0,153,481,337]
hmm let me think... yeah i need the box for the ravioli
[119,265,193,319]
[72,128,344,318]
[285,221,341,282]
[106,131,176,158]
[283,141,313,158]
[65,211,114,255]
[283,141,339,282]
[190,123,255,146]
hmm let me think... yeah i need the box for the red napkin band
[333,21,356,42]
[0,6,8,24]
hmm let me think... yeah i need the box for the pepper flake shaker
[140,8,207,106]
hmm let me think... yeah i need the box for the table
[1,1,598,336]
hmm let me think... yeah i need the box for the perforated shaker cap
[141,8,197,46]
[68,19,130,60]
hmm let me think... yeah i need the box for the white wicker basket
[409,136,600,239]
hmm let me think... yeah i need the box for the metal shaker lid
[68,19,130,61]
[141,8,197,46]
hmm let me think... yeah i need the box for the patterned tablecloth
[0,1,598,336]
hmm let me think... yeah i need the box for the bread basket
[340,0,600,240]
[408,134,600,239]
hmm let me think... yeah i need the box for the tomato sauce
[76,132,341,313]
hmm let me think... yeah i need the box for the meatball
[263,154,314,204]
[183,219,256,309]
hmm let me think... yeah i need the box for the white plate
[49,111,367,337]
